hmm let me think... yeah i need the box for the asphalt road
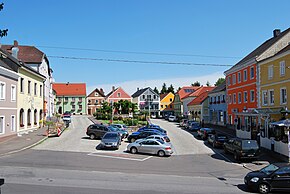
[0,116,251,194]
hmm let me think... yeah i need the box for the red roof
[52,83,86,96]
[189,86,215,97]
[187,91,210,106]
[178,86,200,100]
[2,44,44,64]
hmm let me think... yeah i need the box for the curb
[0,136,48,157]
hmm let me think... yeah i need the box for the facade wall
[107,88,131,103]
[208,91,227,126]
[56,96,86,115]
[0,69,18,138]
[226,64,258,125]
[160,93,174,112]
[17,68,44,134]
[182,96,195,116]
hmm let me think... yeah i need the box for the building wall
[182,96,195,116]
[208,91,227,126]
[107,88,131,103]
[0,68,18,138]
[17,68,44,134]
[160,93,174,111]
[226,64,257,124]
[56,96,87,115]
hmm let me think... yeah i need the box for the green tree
[153,87,159,95]
[215,77,225,86]
[192,81,201,86]
[167,84,174,93]
[160,83,167,94]
[0,3,8,38]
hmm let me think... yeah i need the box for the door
[270,167,290,190]
[139,140,157,154]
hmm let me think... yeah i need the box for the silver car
[135,135,170,143]
[127,139,173,157]
[100,132,121,149]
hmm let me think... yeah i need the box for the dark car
[86,124,115,140]
[189,122,201,131]
[100,132,121,149]
[138,126,167,134]
[185,120,195,129]
[197,128,216,140]
[223,138,260,161]
[244,163,290,194]
[207,134,228,148]
[127,130,163,143]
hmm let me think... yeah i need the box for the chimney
[112,86,115,91]
[100,88,104,95]
[273,29,281,37]
[137,87,139,91]
[11,40,19,59]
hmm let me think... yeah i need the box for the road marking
[87,152,153,161]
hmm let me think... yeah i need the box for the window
[269,90,274,105]
[72,105,75,110]
[262,90,268,105]
[244,91,248,103]
[79,105,82,110]
[161,105,163,108]
[20,78,24,93]
[250,66,254,79]
[268,65,273,80]
[79,97,82,102]
[142,95,145,99]
[280,88,287,104]
[40,85,42,97]
[0,116,4,134]
[170,105,172,108]
[280,60,286,76]
[227,76,231,86]
[117,93,121,97]
[28,80,31,94]
[34,83,37,96]
[232,74,236,85]
[27,109,31,126]
[72,97,75,102]
[11,115,15,132]
[238,72,241,83]
[153,95,156,99]
[170,98,172,102]
[243,69,247,81]
[250,90,255,102]
[228,94,232,104]
[65,97,68,102]
[233,93,236,104]
[11,85,16,101]
[0,82,6,100]
[95,92,99,96]
[238,92,242,104]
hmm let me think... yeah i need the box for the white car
[168,115,177,122]
[135,134,171,143]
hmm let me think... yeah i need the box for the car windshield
[260,164,279,175]
[108,126,118,131]
[242,140,259,149]
[103,133,118,139]
[157,139,165,144]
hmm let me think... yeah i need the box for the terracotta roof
[187,91,210,106]
[87,88,105,97]
[188,86,215,97]
[2,44,45,64]
[177,86,200,100]
[52,83,86,96]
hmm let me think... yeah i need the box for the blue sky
[1,0,290,94]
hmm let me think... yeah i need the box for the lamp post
[111,101,113,124]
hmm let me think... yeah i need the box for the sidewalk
[0,127,48,156]
[206,123,289,171]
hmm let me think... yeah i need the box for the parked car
[135,134,171,143]
[197,128,216,140]
[223,138,260,161]
[179,119,188,127]
[100,132,121,149]
[207,134,228,148]
[168,115,177,122]
[127,130,163,143]
[185,120,195,129]
[86,124,114,140]
[138,126,167,135]
[189,122,201,131]
[111,124,128,130]
[244,163,290,194]
[62,115,71,123]
[127,139,173,157]
[109,125,129,139]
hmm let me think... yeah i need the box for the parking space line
[87,152,153,161]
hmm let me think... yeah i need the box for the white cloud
[87,71,224,95]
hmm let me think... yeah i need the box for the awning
[235,108,283,116]
[270,119,290,127]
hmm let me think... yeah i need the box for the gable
[107,87,131,99]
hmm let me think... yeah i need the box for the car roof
[104,132,119,135]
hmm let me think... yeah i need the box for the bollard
[0,178,4,194]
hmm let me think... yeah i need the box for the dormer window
[95,92,99,96]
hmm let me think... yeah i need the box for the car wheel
[130,138,136,143]
[258,183,270,194]
[130,147,138,154]
[90,134,95,140]
[157,150,166,157]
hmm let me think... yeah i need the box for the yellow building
[258,44,290,158]
[160,92,174,117]
[17,65,46,135]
